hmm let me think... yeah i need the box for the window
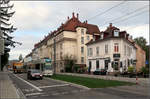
[90,48,93,56]
[81,57,84,63]
[114,43,119,52]
[124,45,126,55]
[96,47,99,56]
[87,48,90,56]
[60,43,63,49]
[81,29,84,35]
[81,46,84,54]
[87,36,90,41]
[114,30,119,37]
[81,37,84,44]
[105,44,108,54]
[60,52,63,59]
[127,46,131,56]
[96,60,99,69]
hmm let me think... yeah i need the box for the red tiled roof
[34,12,101,48]
[86,24,136,48]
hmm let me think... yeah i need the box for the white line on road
[13,74,42,92]
[39,84,70,89]
[25,92,43,96]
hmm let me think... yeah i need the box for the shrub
[128,66,134,73]
[140,67,149,75]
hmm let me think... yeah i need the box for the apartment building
[33,13,100,72]
[86,23,137,73]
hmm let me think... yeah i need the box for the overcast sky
[9,1,149,60]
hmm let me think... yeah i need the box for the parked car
[93,69,107,75]
[27,69,43,80]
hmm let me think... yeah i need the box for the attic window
[114,30,119,37]
[81,29,84,35]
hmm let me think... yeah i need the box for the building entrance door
[114,59,119,70]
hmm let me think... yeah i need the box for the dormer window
[81,29,84,35]
[114,30,119,37]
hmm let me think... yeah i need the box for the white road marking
[39,84,70,89]
[25,92,43,96]
[13,74,42,91]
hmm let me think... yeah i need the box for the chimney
[109,23,112,28]
[67,16,69,20]
[85,20,88,24]
[77,13,79,19]
[72,12,75,18]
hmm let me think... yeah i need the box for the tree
[19,54,23,61]
[134,37,147,51]
[134,37,149,66]
[0,0,21,71]
[63,54,76,72]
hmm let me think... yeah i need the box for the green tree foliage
[128,66,134,73]
[134,37,147,51]
[134,37,149,67]
[140,67,149,75]
[63,54,76,72]
[0,0,20,71]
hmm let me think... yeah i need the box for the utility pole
[53,37,56,75]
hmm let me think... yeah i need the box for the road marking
[25,92,43,96]
[39,84,70,89]
[13,74,42,92]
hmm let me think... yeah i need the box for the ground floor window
[81,57,84,63]
[105,60,109,70]
[96,60,99,69]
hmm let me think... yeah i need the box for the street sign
[113,54,120,58]
[146,60,149,65]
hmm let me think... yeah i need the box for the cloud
[9,34,41,60]
[9,1,149,60]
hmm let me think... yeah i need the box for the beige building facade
[32,13,100,72]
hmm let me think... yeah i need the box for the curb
[8,72,27,99]
[16,86,27,99]
[44,77,90,90]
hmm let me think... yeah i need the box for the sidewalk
[57,73,150,87]
[0,71,22,99]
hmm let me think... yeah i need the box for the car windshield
[31,70,40,73]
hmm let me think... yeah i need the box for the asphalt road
[8,72,150,99]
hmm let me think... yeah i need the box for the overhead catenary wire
[113,9,149,24]
[87,0,127,21]
[100,4,149,26]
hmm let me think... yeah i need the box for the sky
[9,1,149,60]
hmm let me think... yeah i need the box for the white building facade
[86,24,137,73]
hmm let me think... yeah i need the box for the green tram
[27,58,53,76]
